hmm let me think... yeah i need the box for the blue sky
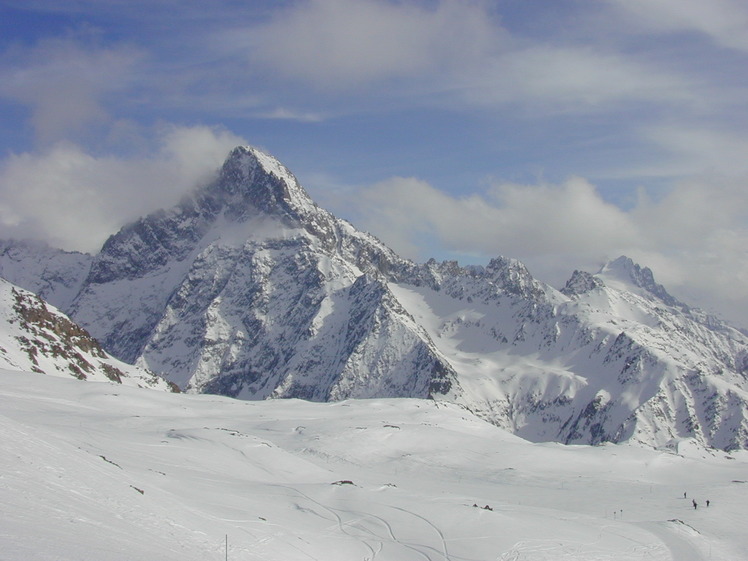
[1,0,748,327]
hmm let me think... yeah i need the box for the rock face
[2,145,748,450]
[0,277,175,391]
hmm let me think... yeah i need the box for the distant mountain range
[2,146,747,450]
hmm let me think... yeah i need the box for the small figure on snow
[692,499,698,509]
[683,491,687,499]
[706,500,710,507]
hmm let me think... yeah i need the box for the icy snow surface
[1,369,746,561]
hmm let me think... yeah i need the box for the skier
[706,500,710,507]
[692,499,698,509]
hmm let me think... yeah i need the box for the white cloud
[629,174,748,326]
[0,125,246,252]
[252,107,325,122]
[644,125,748,176]
[0,1,708,141]
[598,125,748,183]
[220,0,695,114]
[349,176,640,262]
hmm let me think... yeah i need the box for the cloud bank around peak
[335,172,748,328]
[0,125,246,253]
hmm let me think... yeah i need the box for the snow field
[1,369,746,560]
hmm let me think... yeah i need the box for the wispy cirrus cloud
[458,45,695,111]
[252,107,325,123]
[0,35,144,144]
[605,0,748,52]
[230,0,501,91]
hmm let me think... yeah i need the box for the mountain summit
[2,146,748,450]
[597,256,683,308]
[213,145,317,219]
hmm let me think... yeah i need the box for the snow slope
[0,277,174,391]
[1,369,746,561]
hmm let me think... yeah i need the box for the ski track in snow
[272,483,450,561]
[635,520,707,561]
[386,505,450,561]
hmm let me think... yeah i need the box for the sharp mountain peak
[209,145,318,221]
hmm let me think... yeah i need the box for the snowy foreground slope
[2,145,748,450]
[1,370,747,561]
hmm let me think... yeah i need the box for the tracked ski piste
[1,369,746,560]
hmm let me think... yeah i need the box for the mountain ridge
[1,144,747,450]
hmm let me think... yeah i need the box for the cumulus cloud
[0,125,246,252]
[629,174,748,327]
[341,172,748,328]
[348,176,640,262]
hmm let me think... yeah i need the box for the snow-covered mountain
[395,255,748,450]
[61,146,455,403]
[0,277,175,390]
[2,145,747,450]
